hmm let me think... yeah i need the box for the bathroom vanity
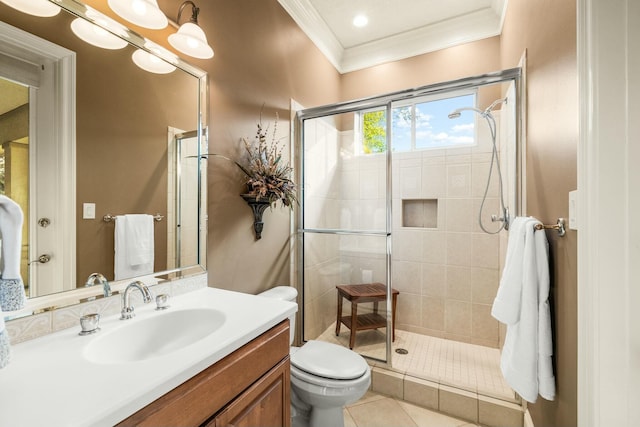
[117,320,290,427]
[0,287,296,427]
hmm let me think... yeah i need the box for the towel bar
[534,218,565,237]
[103,213,164,222]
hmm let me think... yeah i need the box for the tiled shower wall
[303,112,509,348]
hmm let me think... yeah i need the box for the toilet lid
[291,340,369,380]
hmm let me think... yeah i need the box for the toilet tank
[258,286,298,345]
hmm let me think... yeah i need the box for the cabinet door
[210,358,290,427]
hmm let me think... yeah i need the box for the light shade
[70,15,128,50]
[132,42,177,74]
[168,22,213,59]
[0,0,61,17]
[107,0,168,30]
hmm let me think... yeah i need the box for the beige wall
[155,0,343,294]
[341,36,502,102]
[500,0,578,426]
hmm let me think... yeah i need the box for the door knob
[37,218,51,228]
[29,254,51,265]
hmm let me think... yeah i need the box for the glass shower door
[299,107,392,363]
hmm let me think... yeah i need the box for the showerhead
[447,106,483,119]
[447,97,508,120]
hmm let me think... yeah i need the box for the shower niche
[402,199,438,228]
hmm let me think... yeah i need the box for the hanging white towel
[0,195,27,311]
[114,214,154,280]
[491,217,556,403]
[0,195,24,280]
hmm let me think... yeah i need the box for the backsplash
[6,274,207,344]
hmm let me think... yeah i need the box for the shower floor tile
[316,323,516,402]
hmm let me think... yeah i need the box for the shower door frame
[295,67,524,364]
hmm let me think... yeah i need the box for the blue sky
[391,94,476,151]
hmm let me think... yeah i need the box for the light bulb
[0,0,61,17]
[131,0,147,16]
[107,0,168,29]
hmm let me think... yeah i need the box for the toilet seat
[291,340,369,380]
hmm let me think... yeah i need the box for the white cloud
[433,132,450,141]
[415,130,474,147]
[452,123,474,133]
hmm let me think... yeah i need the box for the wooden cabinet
[207,358,289,427]
[116,320,290,427]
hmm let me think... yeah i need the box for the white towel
[125,214,154,266]
[0,195,24,279]
[491,217,556,403]
[0,196,27,311]
[114,214,154,280]
[491,217,531,324]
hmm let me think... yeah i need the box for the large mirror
[0,0,208,309]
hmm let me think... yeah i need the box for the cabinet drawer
[116,320,290,427]
[207,357,290,427]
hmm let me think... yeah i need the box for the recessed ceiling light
[352,14,368,28]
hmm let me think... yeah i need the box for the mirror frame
[4,0,209,319]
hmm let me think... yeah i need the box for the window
[357,91,477,154]
[361,109,387,154]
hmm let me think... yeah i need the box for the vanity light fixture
[0,0,61,17]
[70,8,128,50]
[168,1,214,59]
[107,0,168,30]
[132,42,177,74]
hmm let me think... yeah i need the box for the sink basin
[84,308,226,364]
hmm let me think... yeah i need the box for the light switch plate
[83,203,96,219]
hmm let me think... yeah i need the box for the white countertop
[0,287,297,427]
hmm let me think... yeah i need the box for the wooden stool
[335,283,399,349]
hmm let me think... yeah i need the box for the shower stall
[295,69,523,402]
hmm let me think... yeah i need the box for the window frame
[355,88,479,155]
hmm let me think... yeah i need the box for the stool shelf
[335,283,399,349]
[339,313,387,332]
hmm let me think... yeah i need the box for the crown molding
[276,0,344,71]
[278,0,507,74]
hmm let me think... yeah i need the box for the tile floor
[318,323,515,401]
[345,391,478,427]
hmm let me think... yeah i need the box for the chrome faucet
[85,272,111,297]
[120,281,153,320]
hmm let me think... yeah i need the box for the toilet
[258,286,371,427]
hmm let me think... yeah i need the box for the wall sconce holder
[241,195,271,240]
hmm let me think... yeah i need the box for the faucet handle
[79,313,100,336]
[155,294,170,310]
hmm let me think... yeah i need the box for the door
[0,21,75,297]
[298,106,392,363]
